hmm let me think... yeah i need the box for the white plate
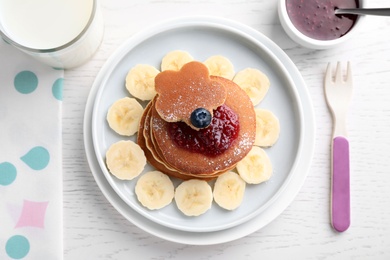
[91,16,305,232]
[86,16,315,240]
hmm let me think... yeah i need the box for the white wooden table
[63,0,390,259]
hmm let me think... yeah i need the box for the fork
[324,62,353,232]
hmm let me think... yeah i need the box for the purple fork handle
[331,136,350,232]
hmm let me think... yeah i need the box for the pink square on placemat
[15,200,49,229]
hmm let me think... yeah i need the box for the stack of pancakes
[137,62,256,181]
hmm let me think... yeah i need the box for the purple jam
[167,105,240,157]
[286,0,359,40]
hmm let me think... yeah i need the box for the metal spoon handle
[335,8,390,16]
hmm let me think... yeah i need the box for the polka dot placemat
[0,40,63,259]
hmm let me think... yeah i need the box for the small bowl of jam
[278,0,365,49]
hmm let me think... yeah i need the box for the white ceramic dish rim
[90,16,308,233]
[84,15,316,245]
[278,0,366,49]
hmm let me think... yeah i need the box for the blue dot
[20,146,50,170]
[52,78,63,101]
[6,235,30,259]
[0,162,17,186]
[14,71,38,94]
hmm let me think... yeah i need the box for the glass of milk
[0,0,104,69]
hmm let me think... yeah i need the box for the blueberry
[190,108,212,128]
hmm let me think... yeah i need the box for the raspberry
[168,105,239,156]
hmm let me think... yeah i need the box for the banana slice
[213,171,246,210]
[107,97,144,136]
[135,171,175,210]
[161,50,194,71]
[233,68,270,106]
[254,108,280,147]
[125,64,160,101]
[236,146,273,184]
[106,140,146,180]
[174,179,213,216]
[203,55,235,80]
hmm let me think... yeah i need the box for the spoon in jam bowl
[278,0,367,49]
[335,7,390,16]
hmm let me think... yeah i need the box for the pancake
[150,75,255,176]
[154,61,227,129]
[138,99,214,180]
[138,100,190,180]
[149,104,235,179]
[137,60,256,180]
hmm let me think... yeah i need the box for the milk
[0,0,104,68]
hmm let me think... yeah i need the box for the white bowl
[278,0,365,49]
